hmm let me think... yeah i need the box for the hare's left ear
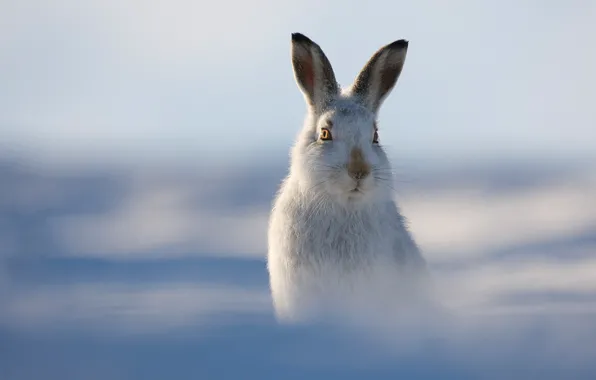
[349,39,409,114]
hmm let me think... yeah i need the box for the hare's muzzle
[347,147,371,180]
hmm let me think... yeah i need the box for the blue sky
[1,0,595,165]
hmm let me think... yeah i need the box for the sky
[1,0,595,165]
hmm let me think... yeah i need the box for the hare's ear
[350,39,408,113]
[291,33,339,114]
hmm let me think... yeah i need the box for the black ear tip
[292,33,313,44]
[388,39,409,50]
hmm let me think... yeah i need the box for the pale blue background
[1,1,596,379]
[1,0,595,164]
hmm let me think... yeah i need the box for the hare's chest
[292,208,391,266]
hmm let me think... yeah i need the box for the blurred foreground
[1,154,596,379]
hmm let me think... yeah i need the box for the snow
[1,157,595,379]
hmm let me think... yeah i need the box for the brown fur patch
[347,148,371,180]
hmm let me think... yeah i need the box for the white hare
[267,33,431,322]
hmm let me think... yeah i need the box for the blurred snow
[1,155,596,379]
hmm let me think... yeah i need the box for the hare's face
[294,98,393,203]
[288,33,408,204]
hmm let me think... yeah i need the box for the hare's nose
[349,170,369,180]
[347,147,370,180]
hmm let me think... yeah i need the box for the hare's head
[289,33,408,204]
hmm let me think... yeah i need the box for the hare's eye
[373,130,379,144]
[320,128,332,141]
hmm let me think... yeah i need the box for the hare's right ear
[291,33,339,114]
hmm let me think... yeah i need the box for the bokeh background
[1,1,596,379]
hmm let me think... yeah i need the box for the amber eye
[320,128,332,141]
[373,130,379,144]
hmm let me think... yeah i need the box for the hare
[267,33,430,322]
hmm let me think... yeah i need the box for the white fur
[268,35,430,322]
